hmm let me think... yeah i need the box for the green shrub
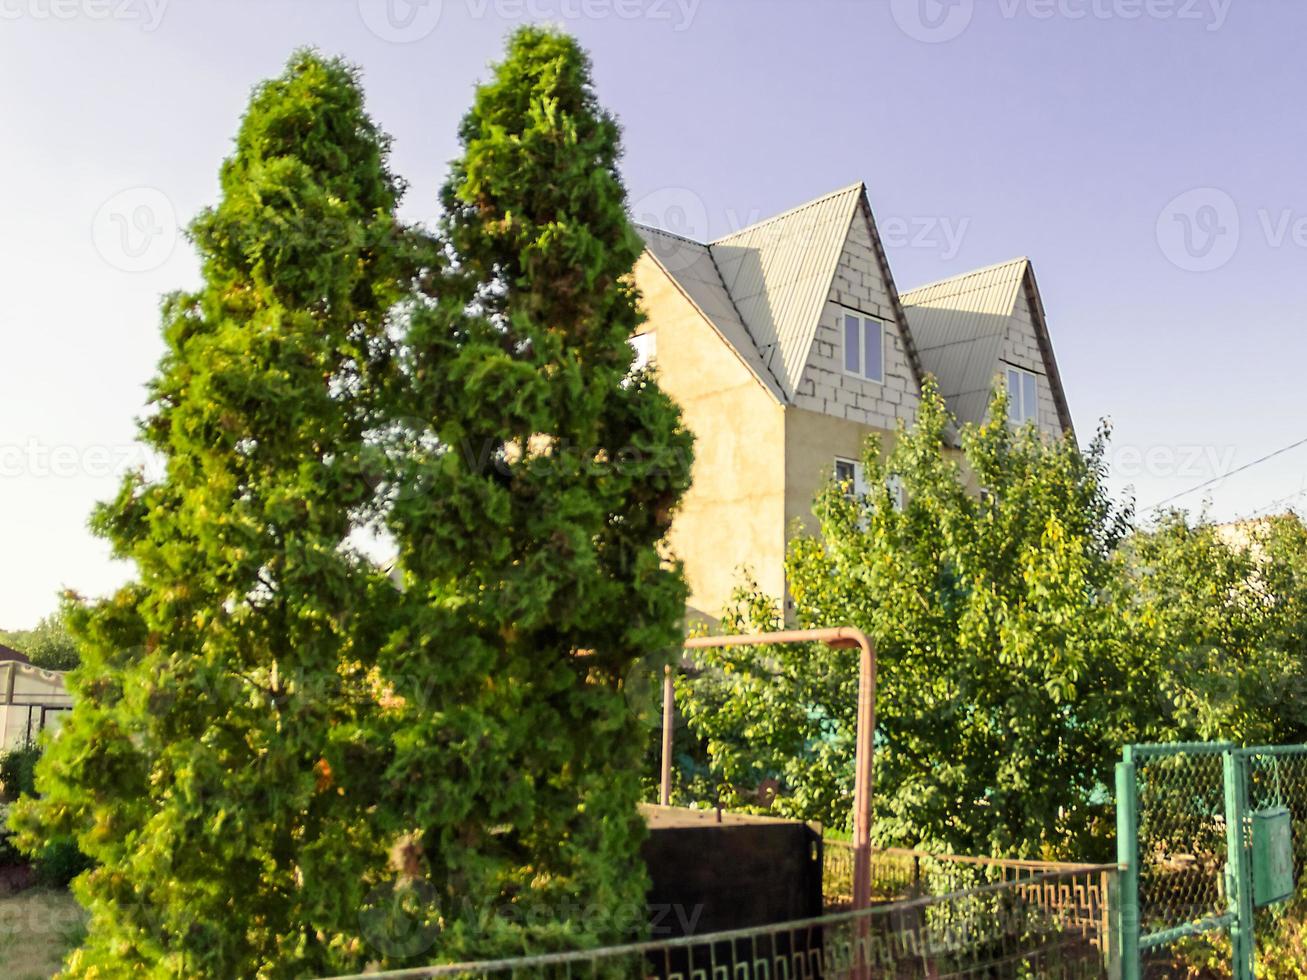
[0,744,40,800]
[0,802,22,866]
[35,837,93,888]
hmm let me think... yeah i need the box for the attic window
[1006,366,1039,426]
[842,313,884,384]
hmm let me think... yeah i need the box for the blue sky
[3,0,1305,627]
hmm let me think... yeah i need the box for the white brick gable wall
[792,202,919,429]
[1003,287,1062,438]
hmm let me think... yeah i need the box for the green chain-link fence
[1117,742,1307,979]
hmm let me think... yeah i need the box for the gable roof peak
[635,180,925,403]
[901,256,1032,304]
[710,182,865,246]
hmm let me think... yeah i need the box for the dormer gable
[901,257,1073,437]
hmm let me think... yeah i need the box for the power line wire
[1143,435,1307,511]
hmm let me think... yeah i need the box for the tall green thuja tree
[12,53,431,976]
[382,27,692,956]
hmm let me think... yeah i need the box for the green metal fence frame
[1117,742,1307,980]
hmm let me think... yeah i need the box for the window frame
[834,456,867,496]
[834,457,904,511]
[841,311,886,386]
[1005,365,1040,426]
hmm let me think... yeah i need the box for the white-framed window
[1005,366,1039,426]
[834,457,905,511]
[842,312,885,384]
[834,457,867,496]
[629,331,656,372]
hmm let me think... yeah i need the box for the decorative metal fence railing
[1116,741,1307,979]
[326,863,1120,980]
[824,841,1116,963]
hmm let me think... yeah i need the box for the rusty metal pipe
[659,665,675,806]
[671,627,877,910]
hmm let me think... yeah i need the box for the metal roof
[636,183,924,405]
[710,184,863,401]
[635,225,787,402]
[901,257,1073,435]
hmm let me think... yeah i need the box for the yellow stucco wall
[784,407,896,539]
[634,256,787,627]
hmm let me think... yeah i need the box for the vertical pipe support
[676,627,878,910]
[1116,750,1140,980]
[1223,750,1255,980]
[659,665,674,807]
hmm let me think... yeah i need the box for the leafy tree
[680,381,1140,859]
[1,610,81,671]
[1122,511,1307,745]
[11,51,431,976]
[380,26,693,956]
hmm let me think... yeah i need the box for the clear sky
[3,0,1305,628]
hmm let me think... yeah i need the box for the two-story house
[633,183,1073,625]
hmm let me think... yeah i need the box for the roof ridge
[633,222,708,247]
[900,256,1031,300]
[703,241,789,401]
[710,182,865,246]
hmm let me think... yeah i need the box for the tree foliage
[1122,511,1307,745]
[12,29,690,976]
[681,381,1138,858]
[379,26,692,957]
[11,51,433,976]
[679,380,1307,860]
[1,610,81,671]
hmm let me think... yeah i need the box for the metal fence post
[1117,749,1140,980]
[1223,750,1255,980]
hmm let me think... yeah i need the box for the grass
[0,887,85,980]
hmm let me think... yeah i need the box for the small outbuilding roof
[0,643,31,665]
